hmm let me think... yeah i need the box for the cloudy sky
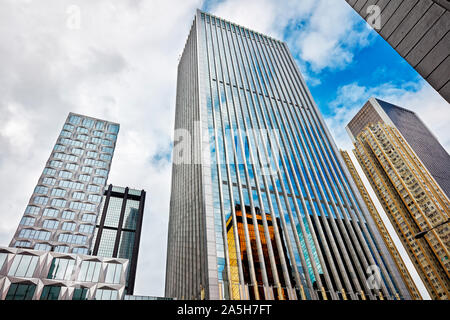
[0,0,448,297]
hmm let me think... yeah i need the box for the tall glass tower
[165,10,411,301]
[9,113,120,255]
[91,184,146,295]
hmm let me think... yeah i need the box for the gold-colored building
[349,122,450,300]
[340,150,422,300]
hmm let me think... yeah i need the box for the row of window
[17,228,91,245]
[59,138,115,154]
[5,283,117,300]
[24,206,97,222]
[34,186,103,200]
[67,115,119,133]
[64,123,118,141]
[11,242,88,254]
[31,197,100,212]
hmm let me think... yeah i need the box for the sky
[0,0,448,298]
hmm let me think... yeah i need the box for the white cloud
[0,0,203,297]
[207,0,375,75]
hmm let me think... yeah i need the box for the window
[95,169,108,177]
[47,258,76,280]
[88,194,102,203]
[70,202,96,212]
[86,143,96,149]
[69,115,81,125]
[72,247,89,255]
[84,158,105,167]
[72,288,89,300]
[108,124,119,133]
[101,139,113,146]
[77,261,101,282]
[8,255,39,277]
[43,168,57,176]
[42,177,56,185]
[82,118,94,128]
[51,199,67,208]
[25,206,40,215]
[54,144,66,152]
[79,224,94,234]
[5,283,36,300]
[92,177,106,185]
[105,133,116,141]
[60,138,83,148]
[19,216,35,226]
[104,263,122,284]
[60,130,71,137]
[0,252,8,270]
[61,210,75,220]
[95,288,118,300]
[93,130,103,137]
[63,123,74,131]
[77,127,89,134]
[91,137,102,145]
[61,222,76,231]
[87,151,98,158]
[54,153,78,162]
[33,196,48,205]
[77,134,89,141]
[18,229,51,241]
[14,241,31,248]
[71,148,84,156]
[59,171,73,179]
[40,285,61,300]
[51,188,67,197]
[59,180,84,190]
[100,154,112,161]
[34,243,51,251]
[66,163,78,171]
[102,147,113,154]
[82,214,97,223]
[87,185,100,193]
[72,191,85,200]
[96,121,104,130]
[54,245,69,253]
[82,166,94,174]
[79,174,90,182]
[43,208,59,217]
[49,160,63,168]
[43,220,59,229]
[34,186,48,194]
[58,233,86,245]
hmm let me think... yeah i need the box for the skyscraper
[1,112,129,300]
[165,10,411,301]
[91,184,146,295]
[347,98,450,199]
[345,0,450,103]
[347,120,450,300]
[340,150,422,300]
[9,112,119,255]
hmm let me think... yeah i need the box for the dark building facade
[165,10,411,300]
[91,184,146,295]
[347,97,450,198]
[345,0,450,103]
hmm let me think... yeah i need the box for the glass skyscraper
[9,112,120,255]
[91,184,146,294]
[165,10,411,300]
